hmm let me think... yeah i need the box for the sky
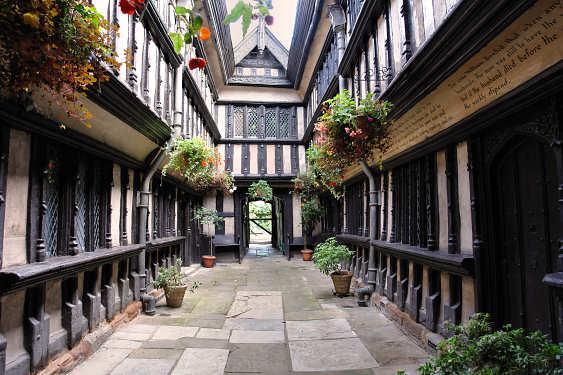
[225,0,298,50]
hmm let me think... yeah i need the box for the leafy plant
[0,0,120,126]
[224,0,273,36]
[162,138,217,191]
[418,314,563,375]
[304,144,345,199]
[169,5,211,55]
[301,197,323,251]
[316,90,392,169]
[153,259,201,290]
[193,207,224,226]
[248,180,273,201]
[213,170,235,194]
[312,237,353,276]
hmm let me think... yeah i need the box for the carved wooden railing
[335,233,474,342]
[0,244,144,374]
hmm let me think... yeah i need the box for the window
[35,140,111,258]
[229,105,296,139]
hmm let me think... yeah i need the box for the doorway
[490,136,558,338]
[248,200,272,255]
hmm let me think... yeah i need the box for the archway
[248,200,272,255]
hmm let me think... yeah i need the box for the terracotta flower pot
[301,249,313,261]
[331,271,353,296]
[164,285,188,307]
[202,255,216,268]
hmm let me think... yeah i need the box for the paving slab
[286,318,357,341]
[128,348,184,360]
[171,348,229,375]
[224,318,285,331]
[224,343,291,373]
[69,348,132,375]
[227,291,284,319]
[111,331,153,341]
[196,327,231,340]
[289,338,379,372]
[150,325,198,340]
[109,358,176,375]
[230,329,285,343]
[102,339,143,349]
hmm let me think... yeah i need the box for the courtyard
[69,250,427,374]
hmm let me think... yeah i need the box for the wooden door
[493,137,558,337]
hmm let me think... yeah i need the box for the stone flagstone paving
[68,249,428,374]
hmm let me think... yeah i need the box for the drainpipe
[136,145,168,312]
[328,4,347,93]
[357,160,377,306]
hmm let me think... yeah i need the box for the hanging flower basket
[248,180,273,201]
[316,90,392,169]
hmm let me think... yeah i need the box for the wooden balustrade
[335,233,473,341]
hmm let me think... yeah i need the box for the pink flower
[344,127,350,134]
[367,117,374,123]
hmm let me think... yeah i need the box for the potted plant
[300,196,323,261]
[248,180,273,201]
[312,237,353,296]
[418,313,563,374]
[193,207,225,268]
[153,259,200,308]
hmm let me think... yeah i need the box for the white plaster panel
[377,16,388,92]
[433,0,447,26]
[412,0,426,48]
[217,105,227,137]
[390,0,403,75]
[266,145,276,175]
[233,144,242,175]
[422,0,435,38]
[461,276,475,322]
[283,145,292,175]
[223,194,234,212]
[249,144,258,175]
[297,107,305,139]
[293,194,302,238]
[46,279,63,332]
[1,291,26,363]
[457,142,473,254]
[224,218,234,236]
[111,164,121,246]
[3,129,30,267]
[440,272,449,322]
[436,151,448,251]
[127,169,134,244]
[387,171,393,242]
[298,146,307,173]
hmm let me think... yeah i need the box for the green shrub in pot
[312,237,354,296]
[153,259,200,307]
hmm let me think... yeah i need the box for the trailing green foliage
[312,237,353,276]
[418,313,563,375]
[153,259,201,290]
[300,197,323,250]
[248,180,273,201]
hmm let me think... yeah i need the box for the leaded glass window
[265,108,277,138]
[233,106,244,137]
[39,141,110,258]
[247,106,260,138]
[279,108,290,138]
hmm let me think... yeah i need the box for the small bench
[212,235,241,263]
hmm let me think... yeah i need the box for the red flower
[201,160,208,167]
[328,181,337,187]
[188,57,207,70]
[119,0,144,15]
[265,15,274,25]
